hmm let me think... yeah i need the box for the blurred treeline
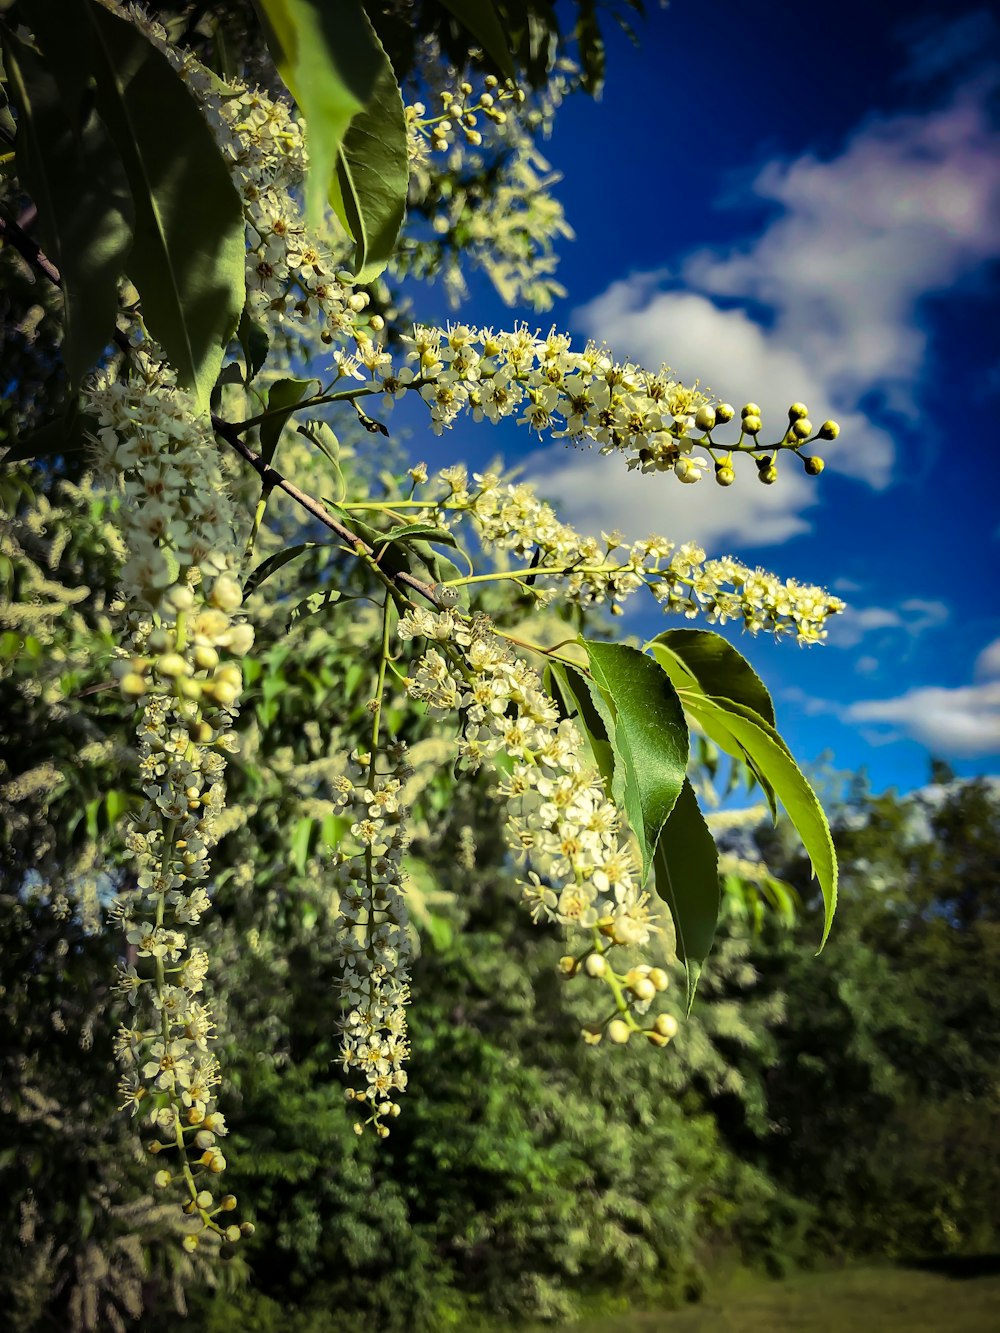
[2,451,999,1333]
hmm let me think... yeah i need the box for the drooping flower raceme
[86,362,253,1248]
[329,746,412,1137]
[401,609,676,1045]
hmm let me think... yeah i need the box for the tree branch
[211,417,443,608]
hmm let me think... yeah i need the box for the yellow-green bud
[759,464,779,484]
[818,419,840,440]
[715,402,736,423]
[120,673,148,699]
[225,1225,241,1243]
[221,1194,238,1211]
[558,954,578,977]
[788,402,809,420]
[210,680,240,708]
[649,968,670,992]
[240,1222,256,1237]
[147,629,170,653]
[694,405,716,432]
[177,678,203,702]
[646,1030,670,1047]
[742,414,762,435]
[182,1233,199,1253]
[631,977,657,1003]
[654,1013,679,1039]
[154,1170,171,1189]
[581,1024,603,1045]
[196,1190,213,1209]
[607,1019,631,1045]
[155,652,190,679]
[194,645,219,672]
[715,464,735,487]
[804,455,825,476]
[791,417,813,439]
[741,402,761,418]
[584,953,607,978]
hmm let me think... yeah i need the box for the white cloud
[528,442,816,549]
[843,627,1000,756]
[827,598,949,648]
[974,637,1000,681]
[537,25,1000,551]
[845,682,1000,756]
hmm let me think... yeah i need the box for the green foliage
[654,779,721,1011]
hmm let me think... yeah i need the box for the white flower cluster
[85,355,252,1241]
[401,608,651,941]
[388,467,845,643]
[400,609,681,1043]
[330,747,412,1136]
[129,6,369,347]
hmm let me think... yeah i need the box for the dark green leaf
[290,815,314,875]
[684,694,837,948]
[647,628,775,726]
[436,0,516,79]
[375,521,457,549]
[87,1,246,412]
[259,378,317,463]
[253,0,382,229]
[3,23,133,386]
[286,587,344,630]
[583,640,689,884]
[652,778,720,1012]
[296,420,345,500]
[237,308,269,384]
[244,541,326,596]
[329,21,408,283]
[545,661,616,794]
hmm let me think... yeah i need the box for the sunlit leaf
[653,778,720,1012]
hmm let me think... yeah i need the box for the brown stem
[211,417,443,607]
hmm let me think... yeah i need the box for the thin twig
[210,417,443,607]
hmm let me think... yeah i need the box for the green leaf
[374,521,457,549]
[296,420,345,499]
[2,22,133,386]
[87,1,246,412]
[646,628,775,727]
[435,0,516,80]
[259,378,317,463]
[290,816,314,875]
[583,640,689,884]
[2,405,92,463]
[244,541,326,596]
[253,0,382,229]
[286,587,344,630]
[684,694,837,948]
[652,779,720,1012]
[329,21,408,282]
[544,661,616,794]
[237,308,269,385]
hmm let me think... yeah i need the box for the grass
[533,1267,1000,1333]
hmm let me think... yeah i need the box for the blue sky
[405,0,1000,794]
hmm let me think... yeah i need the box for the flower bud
[584,953,607,978]
[818,419,840,440]
[581,1024,603,1045]
[714,464,735,487]
[196,1190,213,1209]
[225,623,255,656]
[791,418,813,440]
[607,1019,631,1045]
[221,1195,238,1211]
[646,1030,671,1047]
[741,402,761,418]
[758,464,779,485]
[631,977,656,1003]
[182,1233,199,1253]
[155,653,190,679]
[558,954,578,977]
[654,1013,679,1040]
[648,968,670,992]
[225,1224,241,1243]
[803,455,825,476]
[240,1222,256,1237]
[788,402,809,420]
[715,402,735,423]
[120,672,148,699]
[741,414,762,436]
[210,575,243,614]
[694,405,716,432]
[193,645,219,672]
[153,1170,171,1189]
